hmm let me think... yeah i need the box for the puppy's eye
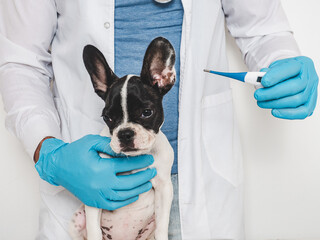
[141,109,153,118]
[103,115,113,122]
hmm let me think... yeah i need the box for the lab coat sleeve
[221,0,301,71]
[0,0,62,159]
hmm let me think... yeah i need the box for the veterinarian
[0,0,318,239]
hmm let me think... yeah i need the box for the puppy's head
[83,37,176,155]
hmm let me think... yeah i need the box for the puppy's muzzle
[118,128,135,149]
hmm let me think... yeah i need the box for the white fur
[121,75,132,123]
[165,50,173,68]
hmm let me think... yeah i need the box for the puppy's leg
[146,232,156,240]
[152,178,174,240]
[84,130,110,239]
[69,205,87,240]
[85,205,102,240]
[151,133,174,240]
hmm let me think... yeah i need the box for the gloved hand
[254,56,318,119]
[35,135,156,210]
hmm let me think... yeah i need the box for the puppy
[69,37,175,240]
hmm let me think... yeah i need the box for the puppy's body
[70,127,173,240]
[69,37,176,240]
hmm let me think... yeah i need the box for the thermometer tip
[203,69,210,73]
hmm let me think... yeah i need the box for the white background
[0,0,320,239]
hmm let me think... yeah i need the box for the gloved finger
[110,182,152,201]
[113,155,154,173]
[89,135,122,157]
[116,168,157,190]
[254,76,306,102]
[272,85,318,119]
[257,75,314,109]
[261,60,301,88]
[99,196,139,211]
[260,67,269,73]
[257,90,310,109]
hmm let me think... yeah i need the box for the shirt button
[104,22,110,29]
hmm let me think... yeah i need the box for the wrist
[34,137,66,186]
[33,136,55,163]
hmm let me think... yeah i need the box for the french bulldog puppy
[69,37,176,240]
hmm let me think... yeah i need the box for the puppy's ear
[140,37,176,96]
[83,45,118,99]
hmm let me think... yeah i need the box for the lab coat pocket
[201,89,242,187]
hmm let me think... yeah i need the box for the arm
[222,0,318,119]
[222,0,300,70]
[0,0,61,158]
[0,1,156,211]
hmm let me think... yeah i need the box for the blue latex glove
[254,56,318,119]
[35,135,156,210]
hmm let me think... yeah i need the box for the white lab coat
[0,0,300,239]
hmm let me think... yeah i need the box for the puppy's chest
[94,157,158,239]
[100,189,155,240]
[72,188,156,240]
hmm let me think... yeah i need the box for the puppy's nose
[118,128,135,143]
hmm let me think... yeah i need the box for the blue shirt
[114,0,183,173]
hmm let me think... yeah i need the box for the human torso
[49,1,238,239]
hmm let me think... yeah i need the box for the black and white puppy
[69,37,175,240]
